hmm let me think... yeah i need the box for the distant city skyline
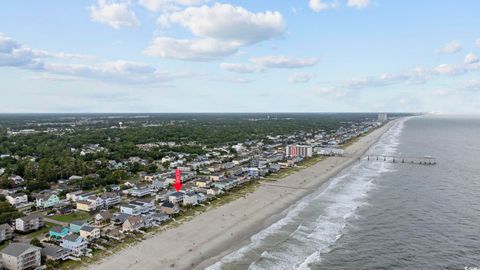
[0,1,479,113]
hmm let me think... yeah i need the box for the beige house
[94,210,113,225]
[122,216,145,232]
[160,202,179,215]
[0,243,41,270]
[79,226,100,240]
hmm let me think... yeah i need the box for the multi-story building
[122,216,145,232]
[378,113,387,122]
[120,200,155,215]
[15,214,44,232]
[60,234,88,257]
[182,192,198,206]
[101,192,121,208]
[0,243,41,270]
[76,195,103,212]
[129,185,152,197]
[0,224,13,242]
[34,192,60,208]
[79,226,100,240]
[285,145,313,158]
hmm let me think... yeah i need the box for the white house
[6,193,28,206]
[182,192,198,206]
[129,185,152,197]
[15,214,44,232]
[101,192,121,208]
[0,243,41,270]
[60,234,89,257]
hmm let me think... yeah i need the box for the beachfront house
[160,202,179,215]
[182,192,198,206]
[0,243,41,270]
[79,226,100,240]
[41,244,71,261]
[148,213,170,225]
[168,192,184,204]
[122,216,145,232]
[60,234,89,257]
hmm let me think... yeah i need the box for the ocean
[206,116,480,270]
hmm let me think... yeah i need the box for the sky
[0,0,479,113]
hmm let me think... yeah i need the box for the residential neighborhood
[0,114,388,269]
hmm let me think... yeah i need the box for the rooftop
[1,243,40,257]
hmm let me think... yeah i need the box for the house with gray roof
[41,244,70,261]
[15,214,44,232]
[0,243,41,270]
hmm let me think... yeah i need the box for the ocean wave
[207,118,408,270]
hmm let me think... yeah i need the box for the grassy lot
[49,211,92,223]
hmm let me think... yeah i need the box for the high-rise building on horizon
[378,113,387,122]
[286,145,313,158]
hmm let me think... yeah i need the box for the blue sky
[0,0,479,113]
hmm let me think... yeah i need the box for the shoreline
[85,119,398,270]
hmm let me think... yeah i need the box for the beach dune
[85,120,396,270]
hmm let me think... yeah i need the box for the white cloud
[163,4,284,44]
[288,72,314,83]
[152,3,285,60]
[345,68,428,89]
[0,34,185,84]
[220,63,263,73]
[144,37,241,61]
[138,0,209,13]
[432,89,454,97]
[433,64,466,76]
[89,0,139,29]
[464,53,479,64]
[313,86,346,97]
[308,0,338,12]
[347,0,370,9]
[43,60,185,84]
[221,56,318,74]
[222,76,253,84]
[251,56,318,68]
[437,40,462,54]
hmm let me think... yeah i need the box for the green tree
[30,238,43,247]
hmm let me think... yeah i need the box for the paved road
[44,217,68,226]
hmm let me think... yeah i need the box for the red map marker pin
[173,169,182,192]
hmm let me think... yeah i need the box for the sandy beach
[85,120,396,270]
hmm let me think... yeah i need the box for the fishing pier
[364,154,437,165]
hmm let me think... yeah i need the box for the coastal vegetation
[0,113,403,193]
